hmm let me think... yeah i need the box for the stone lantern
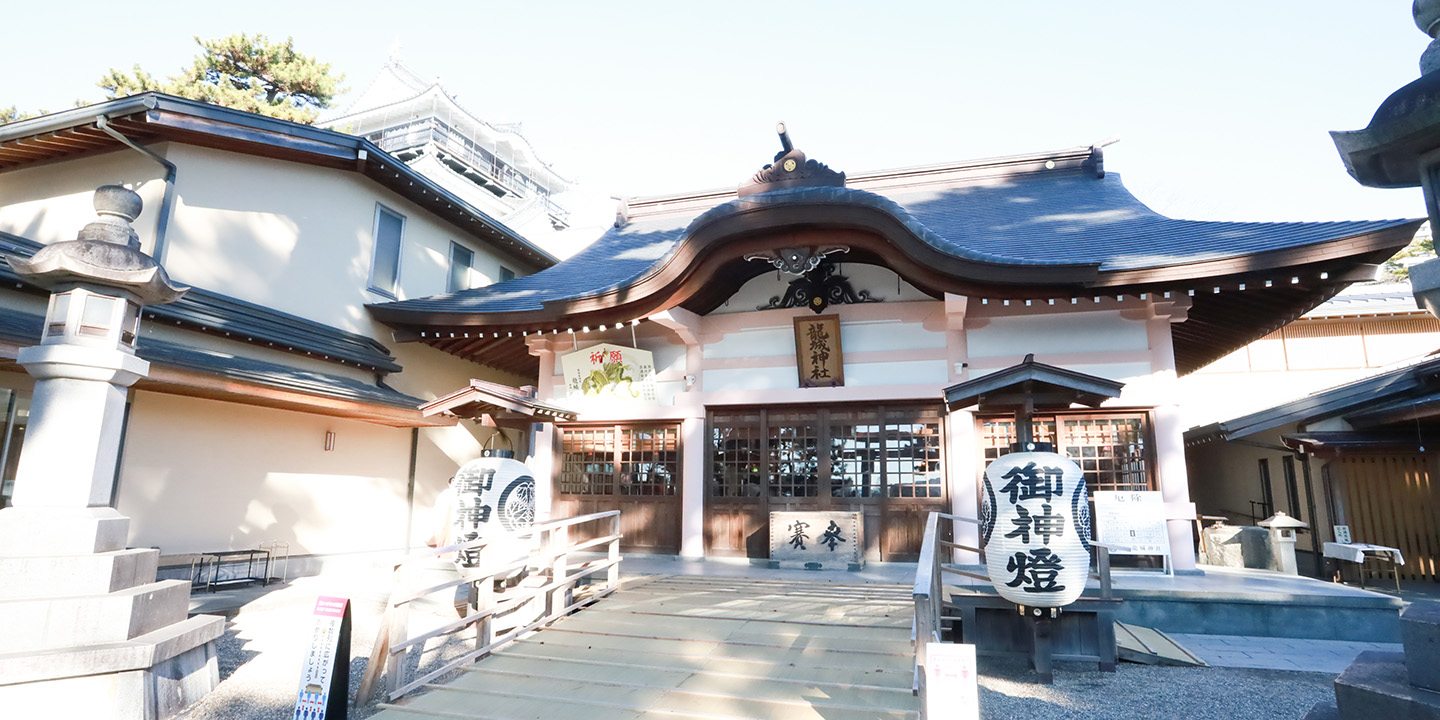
[0,186,221,719]
[1258,511,1309,576]
[1332,1,1440,227]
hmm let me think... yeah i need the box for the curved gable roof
[367,145,1421,376]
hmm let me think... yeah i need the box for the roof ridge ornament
[738,122,846,197]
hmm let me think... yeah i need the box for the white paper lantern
[979,451,1091,608]
[452,453,536,567]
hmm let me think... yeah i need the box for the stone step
[0,612,225,685]
[0,548,159,600]
[504,640,913,685]
[464,655,914,709]
[0,579,192,653]
[1402,601,1440,692]
[1335,651,1440,720]
[386,676,918,720]
[516,630,913,671]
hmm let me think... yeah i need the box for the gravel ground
[975,657,1332,719]
[175,573,1338,720]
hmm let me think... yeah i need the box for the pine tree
[98,34,346,124]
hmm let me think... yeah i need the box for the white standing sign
[1094,490,1171,565]
[294,596,350,720]
[925,642,980,720]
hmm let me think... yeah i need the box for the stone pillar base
[0,638,219,720]
[0,506,130,555]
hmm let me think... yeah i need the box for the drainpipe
[96,115,177,264]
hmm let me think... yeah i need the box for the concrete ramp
[1115,621,1207,666]
[372,575,921,719]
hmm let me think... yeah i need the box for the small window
[45,292,73,339]
[79,294,114,337]
[448,242,474,293]
[368,205,405,298]
[499,266,515,282]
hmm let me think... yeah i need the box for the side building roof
[1184,352,1440,445]
[0,92,558,270]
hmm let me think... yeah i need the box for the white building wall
[0,150,165,255]
[160,144,541,335]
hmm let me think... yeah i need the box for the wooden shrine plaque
[794,315,844,388]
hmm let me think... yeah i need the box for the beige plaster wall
[0,149,164,254]
[1181,316,1440,428]
[116,391,414,555]
[159,144,540,335]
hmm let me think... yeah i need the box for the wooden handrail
[355,509,624,707]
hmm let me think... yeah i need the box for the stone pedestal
[1304,600,1440,720]
[0,511,225,719]
[0,185,218,719]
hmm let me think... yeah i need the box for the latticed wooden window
[710,410,763,498]
[1060,416,1150,493]
[560,424,679,496]
[980,418,1057,462]
[768,409,819,498]
[828,406,884,498]
[887,407,944,499]
[979,412,1153,495]
[619,426,679,496]
[708,404,945,501]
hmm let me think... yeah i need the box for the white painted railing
[356,510,622,706]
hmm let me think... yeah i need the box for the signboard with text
[794,314,844,388]
[926,642,980,720]
[294,595,350,720]
[560,343,658,408]
[769,511,864,570]
[1094,490,1171,564]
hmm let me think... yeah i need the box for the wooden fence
[356,510,622,706]
[1337,454,1440,581]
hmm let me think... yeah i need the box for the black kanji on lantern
[1005,547,1067,593]
[999,461,1064,504]
[1004,503,1067,545]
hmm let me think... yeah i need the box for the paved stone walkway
[1169,633,1403,673]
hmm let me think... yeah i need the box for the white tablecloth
[1322,542,1405,566]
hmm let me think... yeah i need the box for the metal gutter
[96,115,177,264]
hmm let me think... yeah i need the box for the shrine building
[370,128,1422,569]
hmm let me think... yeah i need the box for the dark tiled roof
[373,172,1414,316]
[0,309,422,409]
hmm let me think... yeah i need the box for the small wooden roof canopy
[421,379,577,427]
[944,354,1125,447]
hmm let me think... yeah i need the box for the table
[205,548,272,592]
[1322,542,1404,592]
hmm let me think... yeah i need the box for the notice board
[1093,490,1171,571]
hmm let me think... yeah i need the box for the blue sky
[3,2,1431,226]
